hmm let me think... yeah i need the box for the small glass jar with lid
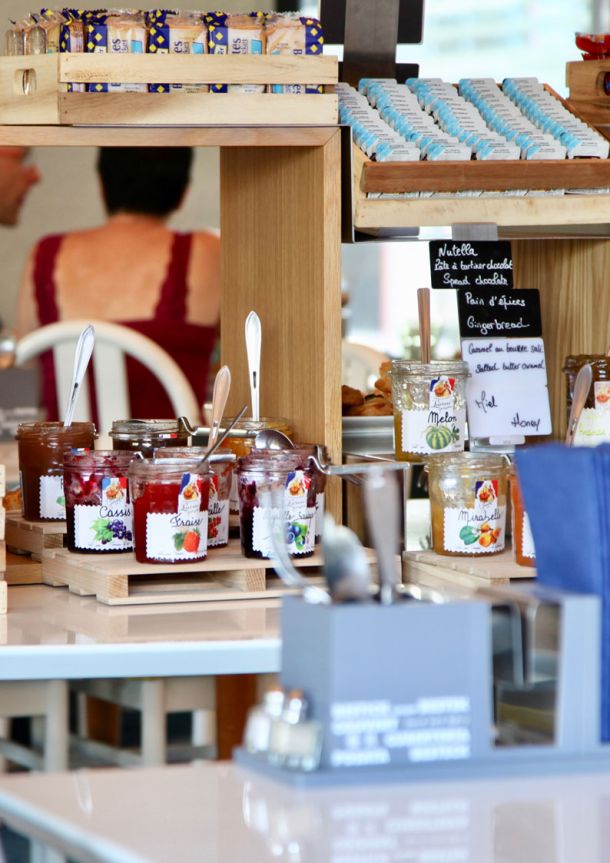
[16,421,97,522]
[237,450,317,560]
[63,450,136,554]
[426,452,510,557]
[153,446,235,549]
[129,458,210,564]
[110,419,190,458]
[562,354,610,444]
[217,417,294,513]
[510,465,535,568]
[390,361,469,463]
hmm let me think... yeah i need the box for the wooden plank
[0,124,337,148]
[0,54,60,124]
[0,581,6,615]
[58,53,338,85]
[6,514,65,562]
[566,59,610,102]
[403,547,533,582]
[5,552,42,585]
[220,132,343,521]
[59,92,337,127]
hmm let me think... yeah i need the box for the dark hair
[97,147,193,217]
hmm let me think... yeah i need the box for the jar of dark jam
[129,458,210,564]
[64,450,136,554]
[153,447,235,549]
[16,421,96,522]
[110,419,190,458]
[274,444,329,542]
[562,355,610,443]
[237,451,317,560]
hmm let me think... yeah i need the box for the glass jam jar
[129,458,210,564]
[510,465,535,568]
[237,451,317,560]
[153,447,235,549]
[390,361,469,463]
[562,355,610,445]
[16,421,96,522]
[63,450,136,554]
[110,419,190,458]
[274,444,329,542]
[426,453,510,557]
[218,417,294,513]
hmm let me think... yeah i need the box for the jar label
[252,470,315,557]
[443,479,506,553]
[208,477,229,547]
[521,511,535,559]
[315,491,325,538]
[594,381,610,410]
[401,405,466,455]
[146,511,208,561]
[178,473,203,514]
[74,477,133,551]
[229,473,239,513]
[39,475,65,520]
[574,407,610,446]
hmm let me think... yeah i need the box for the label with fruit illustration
[74,476,133,551]
[315,491,325,538]
[401,376,465,455]
[146,473,208,561]
[208,474,229,548]
[573,407,610,446]
[443,478,506,554]
[595,381,610,411]
[39,475,66,519]
[252,470,315,557]
[521,512,535,559]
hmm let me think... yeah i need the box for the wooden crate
[5,513,65,563]
[566,59,610,127]
[5,552,42,585]
[403,547,535,595]
[41,538,376,606]
[0,54,338,126]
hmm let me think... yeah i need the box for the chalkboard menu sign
[429,241,514,290]
[456,288,542,340]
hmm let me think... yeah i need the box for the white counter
[0,760,606,862]
[0,585,281,680]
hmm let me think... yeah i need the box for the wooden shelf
[403,546,535,595]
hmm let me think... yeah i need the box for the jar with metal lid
[216,417,293,513]
[562,354,610,444]
[110,419,190,458]
[510,465,535,568]
[16,421,97,522]
[426,452,510,557]
[153,446,235,548]
[237,450,317,560]
[129,458,210,564]
[63,450,136,554]
[390,361,469,463]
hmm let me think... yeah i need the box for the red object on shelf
[575,32,610,59]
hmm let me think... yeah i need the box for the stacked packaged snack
[265,13,324,94]
[60,9,86,92]
[206,11,266,93]
[147,9,208,94]
[85,9,147,93]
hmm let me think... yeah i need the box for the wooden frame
[0,54,338,126]
[566,59,610,127]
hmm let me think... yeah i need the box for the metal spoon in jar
[254,428,294,450]
[197,404,248,465]
[565,363,592,447]
[206,366,232,452]
[64,325,96,428]
[245,310,262,423]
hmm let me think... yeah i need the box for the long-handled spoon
[199,404,248,464]
[321,513,371,602]
[363,466,400,605]
[565,363,592,446]
[417,287,431,365]
[207,366,231,452]
[245,311,262,422]
[64,324,95,428]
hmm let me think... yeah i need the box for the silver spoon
[198,404,248,465]
[245,310,262,423]
[363,466,400,605]
[64,324,95,428]
[254,428,294,450]
[321,513,371,602]
[207,366,231,451]
[565,363,592,446]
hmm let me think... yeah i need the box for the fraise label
[39,475,65,520]
[74,476,133,551]
[178,473,203,515]
[146,511,208,561]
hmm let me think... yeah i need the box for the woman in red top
[17,146,219,421]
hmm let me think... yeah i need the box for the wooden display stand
[403,547,534,596]
[566,59,610,129]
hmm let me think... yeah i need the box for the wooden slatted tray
[403,546,535,595]
[42,539,377,606]
[5,513,65,562]
[0,54,338,126]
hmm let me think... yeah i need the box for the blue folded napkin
[516,443,610,740]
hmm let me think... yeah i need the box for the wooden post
[220,131,343,520]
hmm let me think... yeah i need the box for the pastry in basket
[374,360,392,397]
[342,384,365,412]
[347,393,393,417]
[3,488,21,511]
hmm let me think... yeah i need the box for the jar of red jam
[63,450,136,554]
[216,417,293,513]
[153,447,235,549]
[110,419,190,458]
[510,466,536,568]
[237,451,317,560]
[16,421,96,522]
[129,458,210,564]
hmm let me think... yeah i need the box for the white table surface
[0,585,281,681]
[0,760,608,863]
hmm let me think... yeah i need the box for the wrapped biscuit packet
[60,9,86,92]
[265,13,324,94]
[206,11,266,93]
[86,10,147,93]
[147,9,208,94]
[39,8,64,53]
[22,15,47,54]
